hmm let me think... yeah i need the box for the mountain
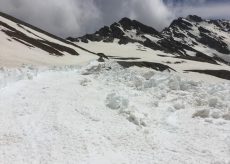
[0,12,102,67]
[68,15,230,81]
[1,11,230,81]
[0,12,230,164]
[162,15,230,62]
[67,17,162,45]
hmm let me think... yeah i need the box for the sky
[0,0,229,38]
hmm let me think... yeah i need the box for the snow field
[0,60,230,163]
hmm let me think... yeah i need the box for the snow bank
[94,61,230,122]
[105,92,129,110]
[105,92,147,126]
[0,64,80,89]
[0,65,40,89]
[80,61,105,75]
[96,61,200,92]
[2,60,229,124]
[121,106,148,127]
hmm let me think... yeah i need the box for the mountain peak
[67,15,230,66]
[119,17,132,24]
[71,17,161,44]
[118,17,159,36]
[118,17,133,30]
[186,15,203,22]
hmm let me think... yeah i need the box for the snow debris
[0,60,230,163]
[193,108,230,120]
[211,111,221,119]
[209,97,219,108]
[0,65,39,89]
[173,101,185,110]
[127,110,147,126]
[193,109,210,118]
[0,64,82,89]
[168,76,181,90]
[142,71,155,80]
[118,106,148,127]
[105,92,129,110]
[79,78,91,86]
[81,61,104,75]
[223,113,230,120]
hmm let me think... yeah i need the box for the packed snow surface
[0,61,230,164]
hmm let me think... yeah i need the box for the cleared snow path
[0,61,230,164]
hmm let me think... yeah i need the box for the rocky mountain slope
[69,15,230,80]
[1,11,230,80]
[162,15,230,63]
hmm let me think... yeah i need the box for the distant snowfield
[0,61,230,164]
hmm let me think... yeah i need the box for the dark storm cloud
[0,0,229,38]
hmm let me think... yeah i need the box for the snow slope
[78,41,230,82]
[0,12,98,68]
[1,12,230,81]
[70,16,230,81]
[0,61,230,164]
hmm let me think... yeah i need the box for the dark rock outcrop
[186,70,230,80]
[198,33,230,54]
[0,21,79,56]
[71,17,161,46]
[117,61,175,72]
[186,15,203,22]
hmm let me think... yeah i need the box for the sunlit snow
[0,61,229,164]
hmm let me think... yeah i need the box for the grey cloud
[126,0,174,30]
[0,0,174,37]
[0,0,228,38]
[168,1,230,20]
[0,0,102,37]
[94,0,174,31]
[164,0,207,6]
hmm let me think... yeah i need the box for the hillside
[70,15,230,81]
[0,12,99,67]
